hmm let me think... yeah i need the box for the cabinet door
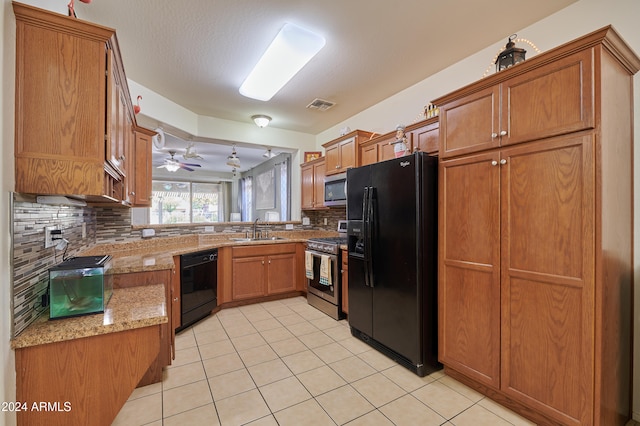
[313,161,326,208]
[440,86,500,159]
[171,256,181,358]
[501,49,594,148]
[325,144,340,173]
[267,253,297,294]
[360,144,378,166]
[132,132,153,206]
[14,17,106,195]
[232,256,266,300]
[338,138,356,170]
[301,163,315,209]
[439,151,501,389]
[411,121,439,154]
[378,140,397,162]
[500,135,594,425]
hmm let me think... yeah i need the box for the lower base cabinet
[231,243,301,301]
[15,326,160,426]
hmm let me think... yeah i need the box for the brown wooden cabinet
[129,129,155,206]
[440,49,594,159]
[231,244,298,301]
[12,3,153,205]
[435,26,639,426]
[324,136,355,174]
[301,157,326,210]
[341,250,348,315]
[323,130,375,175]
[112,269,176,382]
[407,118,439,155]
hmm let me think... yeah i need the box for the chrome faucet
[252,218,261,239]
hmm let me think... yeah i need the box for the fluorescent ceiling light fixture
[239,23,326,101]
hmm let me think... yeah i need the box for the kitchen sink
[230,236,287,242]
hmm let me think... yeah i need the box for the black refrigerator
[347,152,440,376]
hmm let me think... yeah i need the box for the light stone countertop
[81,231,340,275]
[12,284,167,349]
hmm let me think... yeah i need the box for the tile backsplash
[11,195,343,337]
[12,196,96,336]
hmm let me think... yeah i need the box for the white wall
[1,1,13,424]
[316,0,640,420]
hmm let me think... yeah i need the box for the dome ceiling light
[252,114,272,128]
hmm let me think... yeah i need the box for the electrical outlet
[204,226,215,233]
[82,222,87,239]
[44,226,58,248]
[323,218,328,225]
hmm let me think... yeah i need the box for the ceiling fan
[157,150,202,172]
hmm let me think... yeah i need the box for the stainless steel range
[305,222,347,320]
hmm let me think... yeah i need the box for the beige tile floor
[112,296,539,426]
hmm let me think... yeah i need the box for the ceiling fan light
[226,157,241,168]
[239,23,326,101]
[263,148,276,158]
[252,114,272,128]
[165,163,180,172]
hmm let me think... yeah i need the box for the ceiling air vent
[306,98,336,111]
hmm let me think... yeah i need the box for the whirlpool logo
[400,161,410,167]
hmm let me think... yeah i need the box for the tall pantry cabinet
[434,26,639,426]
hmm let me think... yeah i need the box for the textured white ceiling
[72,0,576,175]
[77,0,576,134]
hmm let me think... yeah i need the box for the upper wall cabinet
[322,130,374,175]
[12,2,152,205]
[439,48,594,159]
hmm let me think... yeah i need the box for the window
[150,181,224,224]
[240,177,252,222]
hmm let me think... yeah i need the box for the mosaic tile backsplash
[11,194,345,337]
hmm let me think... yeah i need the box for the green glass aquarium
[49,255,113,320]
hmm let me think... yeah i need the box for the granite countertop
[81,231,341,274]
[12,284,167,349]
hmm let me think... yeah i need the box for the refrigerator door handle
[363,186,371,288]
[366,186,375,288]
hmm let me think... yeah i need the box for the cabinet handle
[491,160,498,166]
[173,297,178,302]
[130,191,136,196]
[500,130,508,136]
[262,260,265,265]
[269,260,271,264]
[335,165,340,169]
[500,159,507,165]
[491,133,498,139]
[120,155,126,160]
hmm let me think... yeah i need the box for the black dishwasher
[179,249,217,331]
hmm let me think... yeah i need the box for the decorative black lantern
[495,34,527,72]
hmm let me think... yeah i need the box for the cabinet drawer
[232,243,297,258]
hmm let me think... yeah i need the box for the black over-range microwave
[324,172,347,207]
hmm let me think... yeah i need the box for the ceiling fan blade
[181,162,201,167]
[180,165,195,172]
